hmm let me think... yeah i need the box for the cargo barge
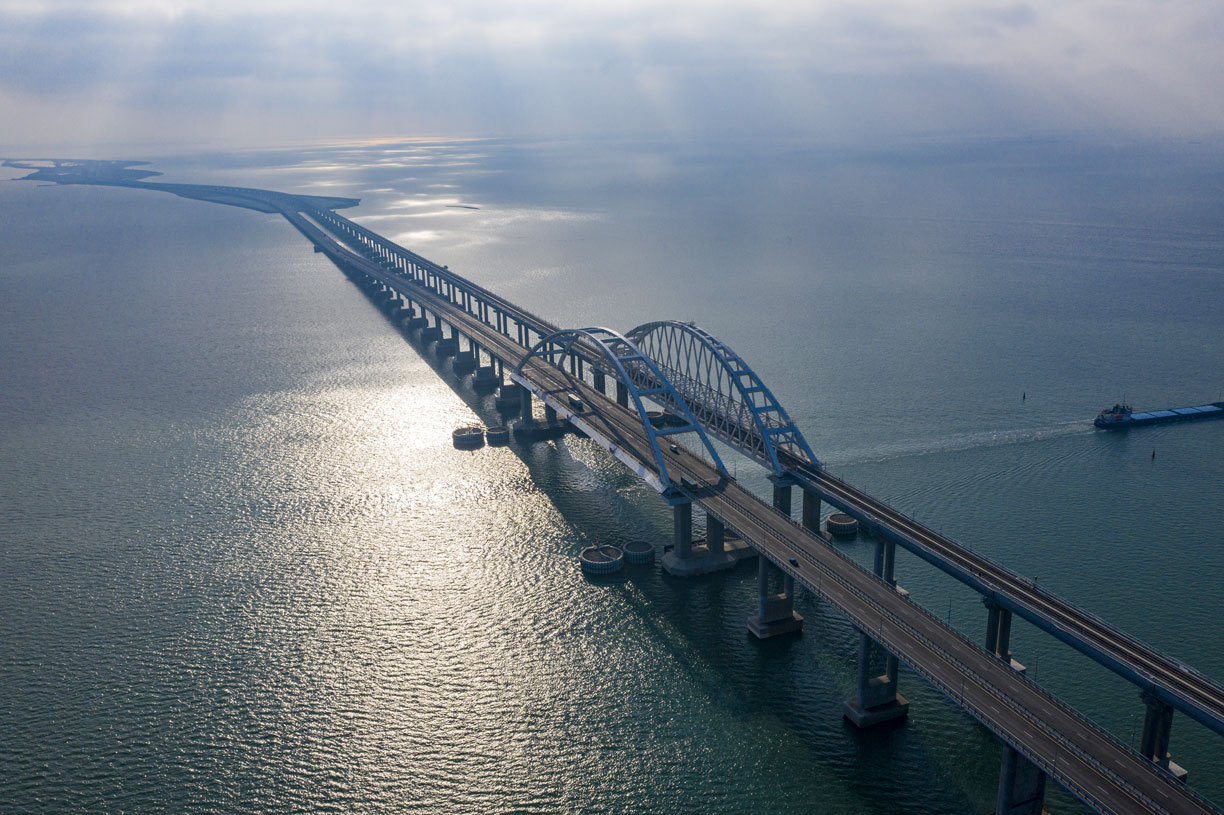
[1094,401,1224,430]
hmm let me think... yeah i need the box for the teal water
[2,139,1223,812]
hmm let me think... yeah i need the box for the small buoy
[1151,448,1156,459]
[1022,391,1026,401]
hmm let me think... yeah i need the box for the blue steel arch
[626,320,820,474]
[515,327,727,492]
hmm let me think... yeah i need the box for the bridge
[15,160,1224,815]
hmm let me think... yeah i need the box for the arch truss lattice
[515,327,727,492]
[626,321,820,474]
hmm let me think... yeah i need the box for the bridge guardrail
[801,462,1224,724]
[712,482,1207,813]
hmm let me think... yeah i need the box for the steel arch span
[626,320,820,474]
[515,327,727,492]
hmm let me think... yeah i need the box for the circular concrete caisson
[622,540,655,564]
[452,425,486,450]
[825,513,859,538]
[579,545,625,575]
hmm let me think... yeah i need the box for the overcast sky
[2,0,1221,152]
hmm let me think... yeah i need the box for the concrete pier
[509,385,568,440]
[495,382,524,410]
[874,538,895,586]
[844,536,909,726]
[995,745,1047,815]
[771,477,793,519]
[436,326,459,355]
[708,514,724,552]
[661,507,750,576]
[474,364,499,387]
[519,384,534,423]
[1140,691,1188,781]
[843,630,909,726]
[674,501,692,560]
[747,557,803,638]
[420,320,442,343]
[869,538,910,598]
[801,488,821,534]
[984,600,1026,674]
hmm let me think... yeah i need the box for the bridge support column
[983,600,1025,674]
[437,324,459,356]
[707,514,725,553]
[871,537,910,600]
[615,381,628,408]
[873,538,896,586]
[453,336,477,373]
[473,346,498,388]
[662,504,738,576]
[844,531,909,726]
[494,381,524,411]
[995,745,1046,815]
[1139,691,1188,781]
[420,314,442,343]
[519,386,534,424]
[747,557,803,639]
[771,479,792,519]
[843,630,908,727]
[801,488,821,534]
[674,501,692,560]
[593,370,606,396]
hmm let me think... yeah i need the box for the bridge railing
[717,482,1201,813]
[796,458,1224,726]
[307,207,557,343]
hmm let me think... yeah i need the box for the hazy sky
[2,0,1221,151]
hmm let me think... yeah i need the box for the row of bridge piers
[353,263,925,739]
[363,277,504,385]
[328,223,1189,815]
[352,272,1059,811]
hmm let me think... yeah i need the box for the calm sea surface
[2,138,1222,813]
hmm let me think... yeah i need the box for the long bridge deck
[283,204,1219,815]
[16,162,1223,815]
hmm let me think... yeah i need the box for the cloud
[1,0,1221,151]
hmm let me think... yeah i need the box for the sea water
[2,137,1222,813]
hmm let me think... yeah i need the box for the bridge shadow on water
[357,281,1004,815]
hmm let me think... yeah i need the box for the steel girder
[626,320,820,475]
[515,327,727,491]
